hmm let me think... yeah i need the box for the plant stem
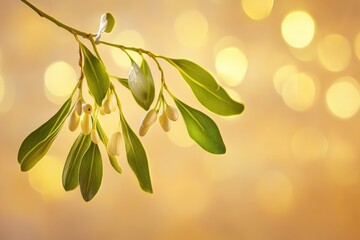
[20,0,93,38]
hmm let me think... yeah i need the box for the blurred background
[1,0,360,239]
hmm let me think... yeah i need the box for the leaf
[18,98,72,171]
[96,121,122,173]
[104,13,115,33]
[81,44,110,106]
[167,58,244,116]
[140,56,155,109]
[112,76,129,89]
[128,60,154,110]
[174,98,226,154]
[62,133,92,191]
[120,114,153,193]
[79,142,103,202]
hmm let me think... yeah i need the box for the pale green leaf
[62,133,92,191]
[167,58,244,116]
[96,121,122,173]
[18,98,72,171]
[104,13,115,33]
[79,142,103,202]
[81,44,110,106]
[174,98,226,154]
[120,114,153,193]
[140,56,155,109]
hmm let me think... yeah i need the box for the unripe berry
[68,109,80,132]
[159,111,171,132]
[75,99,84,115]
[82,103,92,115]
[81,113,92,135]
[165,105,179,121]
[107,131,122,156]
[141,109,157,128]
[91,129,99,144]
[139,125,150,137]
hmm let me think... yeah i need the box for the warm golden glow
[175,9,208,48]
[111,30,145,68]
[167,118,194,147]
[318,34,351,72]
[28,156,65,199]
[326,77,360,119]
[0,75,4,103]
[281,11,315,48]
[256,171,293,214]
[291,126,328,163]
[242,0,274,20]
[282,73,316,111]
[44,61,77,104]
[215,47,247,86]
[273,64,298,95]
[354,33,360,61]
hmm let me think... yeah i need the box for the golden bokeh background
[1,0,360,239]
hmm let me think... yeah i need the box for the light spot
[242,0,274,20]
[282,72,316,111]
[28,155,65,199]
[291,126,328,163]
[354,33,360,61]
[318,34,351,72]
[44,62,77,104]
[326,77,360,119]
[289,43,317,61]
[281,11,315,48]
[256,171,293,215]
[167,117,194,148]
[215,47,248,86]
[175,9,208,48]
[0,75,15,113]
[273,65,298,95]
[0,75,4,103]
[111,30,145,68]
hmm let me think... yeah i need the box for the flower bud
[75,99,84,115]
[99,106,106,115]
[102,98,112,114]
[109,93,117,112]
[107,131,122,156]
[81,113,92,135]
[159,111,171,132]
[139,125,150,137]
[165,105,179,121]
[140,109,157,128]
[82,103,92,115]
[91,129,99,144]
[68,110,80,132]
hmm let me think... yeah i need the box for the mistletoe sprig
[18,0,245,201]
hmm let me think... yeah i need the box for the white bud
[81,114,92,135]
[75,99,83,115]
[99,106,106,115]
[82,103,92,115]
[107,131,122,156]
[165,105,179,121]
[140,109,157,128]
[109,93,117,112]
[91,129,99,144]
[139,125,150,137]
[128,63,149,103]
[159,111,171,132]
[68,110,80,132]
[102,98,112,114]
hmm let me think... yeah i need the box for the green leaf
[112,76,129,89]
[120,114,153,193]
[128,60,154,110]
[167,58,244,116]
[174,98,226,154]
[81,44,110,106]
[140,56,155,109]
[96,121,122,173]
[62,133,92,191]
[79,142,103,202]
[18,98,72,171]
[104,13,115,33]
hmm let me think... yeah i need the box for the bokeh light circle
[326,77,360,119]
[175,9,208,48]
[111,30,145,68]
[282,72,316,111]
[44,61,77,103]
[273,64,298,95]
[0,75,4,103]
[317,34,351,72]
[242,0,274,20]
[354,32,360,61]
[281,11,315,48]
[215,47,248,86]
